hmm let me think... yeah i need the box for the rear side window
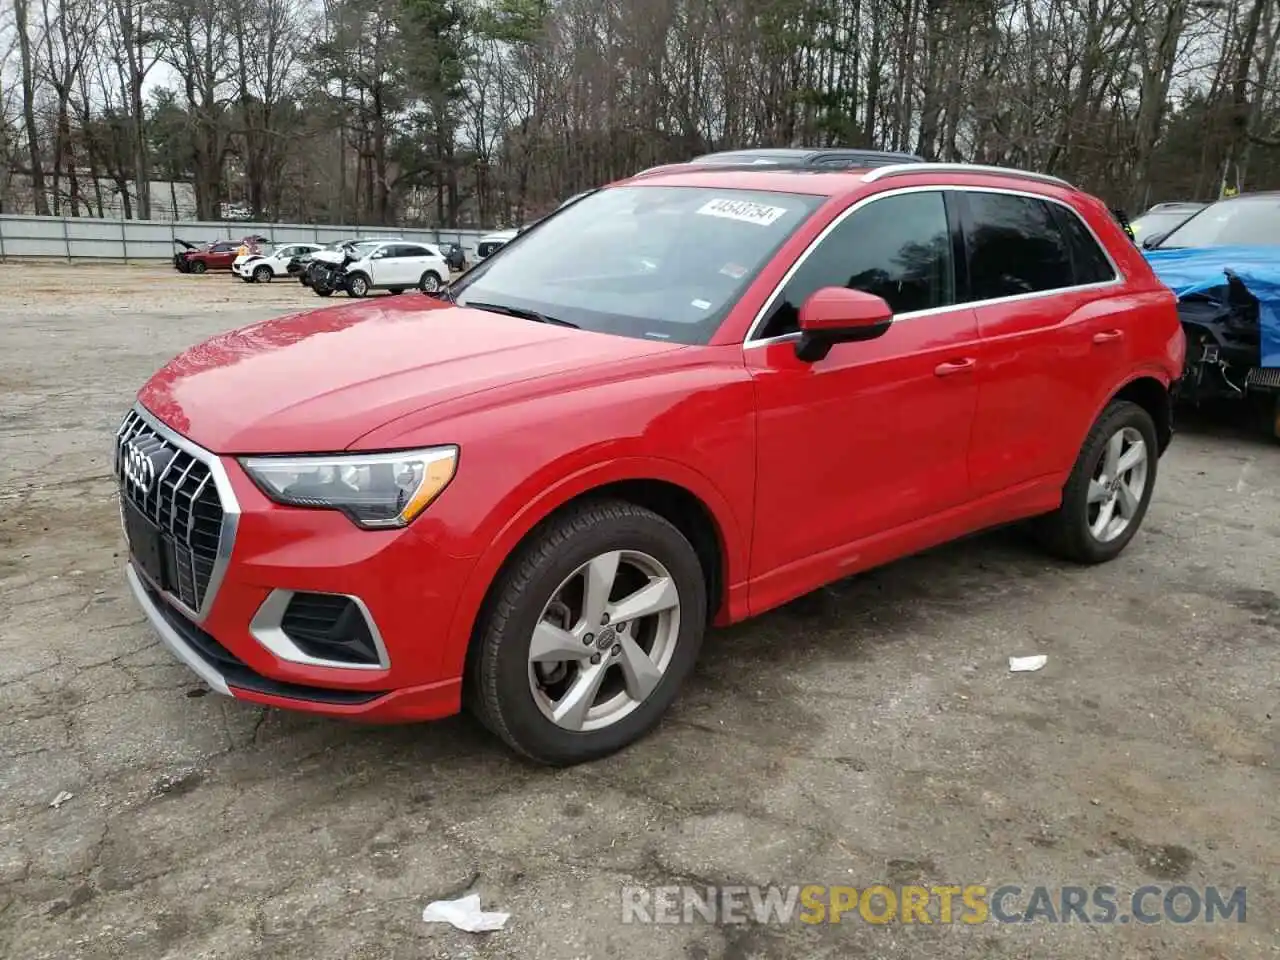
[1050,206,1117,284]
[962,193,1073,300]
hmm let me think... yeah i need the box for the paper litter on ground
[1008,654,1048,673]
[422,893,510,932]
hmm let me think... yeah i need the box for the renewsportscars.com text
[621,884,1247,925]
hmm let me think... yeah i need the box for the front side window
[452,185,827,344]
[1156,195,1280,248]
[756,190,955,339]
[963,192,1074,301]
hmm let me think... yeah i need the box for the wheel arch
[1109,373,1173,454]
[441,462,746,683]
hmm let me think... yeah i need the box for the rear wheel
[252,265,272,283]
[467,499,707,766]
[419,270,442,293]
[1033,400,1158,563]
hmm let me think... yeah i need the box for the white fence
[0,214,496,261]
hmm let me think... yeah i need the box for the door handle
[1092,329,1124,344]
[934,358,976,377]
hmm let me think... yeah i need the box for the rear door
[401,244,430,284]
[956,189,1125,497]
[210,242,237,267]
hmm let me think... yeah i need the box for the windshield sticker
[696,198,789,227]
[691,298,712,310]
[719,262,748,279]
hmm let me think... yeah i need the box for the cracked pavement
[1,264,1278,959]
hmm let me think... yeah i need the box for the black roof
[690,147,924,169]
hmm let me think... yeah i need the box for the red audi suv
[116,161,1184,765]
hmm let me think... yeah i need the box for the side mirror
[795,287,894,362]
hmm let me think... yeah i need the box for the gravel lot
[1,263,1277,959]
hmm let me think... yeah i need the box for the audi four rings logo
[121,442,155,494]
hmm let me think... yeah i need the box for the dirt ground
[1,262,1277,960]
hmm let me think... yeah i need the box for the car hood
[137,298,686,454]
[312,249,349,264]
[1145,245,1280,366]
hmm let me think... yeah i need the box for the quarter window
[962,193,1074,300]
[1050,206,1116,285]
[756,190,955,339]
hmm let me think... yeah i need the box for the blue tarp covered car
[1139,194,1280,412]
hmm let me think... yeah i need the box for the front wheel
[419,270,442,293]
[190,261,207,275]
[253,265,272,283]
[314,285,333,298]
[346,273,369,297]
[467,499,707,766]
[1033,400,1158,563]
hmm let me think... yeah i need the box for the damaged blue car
[1141,192,1280,436]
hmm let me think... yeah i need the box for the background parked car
[439,242,468,272]
[1131,201,1206,247]
[476,228,518,260]
[1141,192,1280,434]
[330,240,452,297]
[234,242,324,282]
[306,239,398,295]
[174,239,242,273]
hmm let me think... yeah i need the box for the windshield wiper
[463,300,579,328]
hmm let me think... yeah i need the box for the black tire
[190,260,207,274]
[1033,400,1158,564]
[300,273,312,287]
[346,273,370,297]
[314,286,333,298]
[388,288,405,295]
[467,499,708,766]
[253,265,272,283]
[418,270,442,293]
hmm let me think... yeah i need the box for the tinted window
[757,190,954,339]
[1050,206,1116,284]
[963,193,1073,300]
[1156,195,1280,248]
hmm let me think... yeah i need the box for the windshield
[1156,196,1280,248]
[1131,209,1196,242]
[451,185,826,344]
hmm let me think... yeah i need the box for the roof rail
[862,162,1073,189]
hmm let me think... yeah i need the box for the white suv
[233,243,324,283]
[342,241,452,296]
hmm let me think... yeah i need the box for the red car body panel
[125,166,1184,722]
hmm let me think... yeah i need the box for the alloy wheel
[1087,426,1148,542]
[527,550,681,732]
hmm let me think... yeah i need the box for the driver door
[745,190,981,609]
[368,245,401,286]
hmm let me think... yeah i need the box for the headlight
[240,446,458,529]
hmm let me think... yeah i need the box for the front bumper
[117,406,475,722]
